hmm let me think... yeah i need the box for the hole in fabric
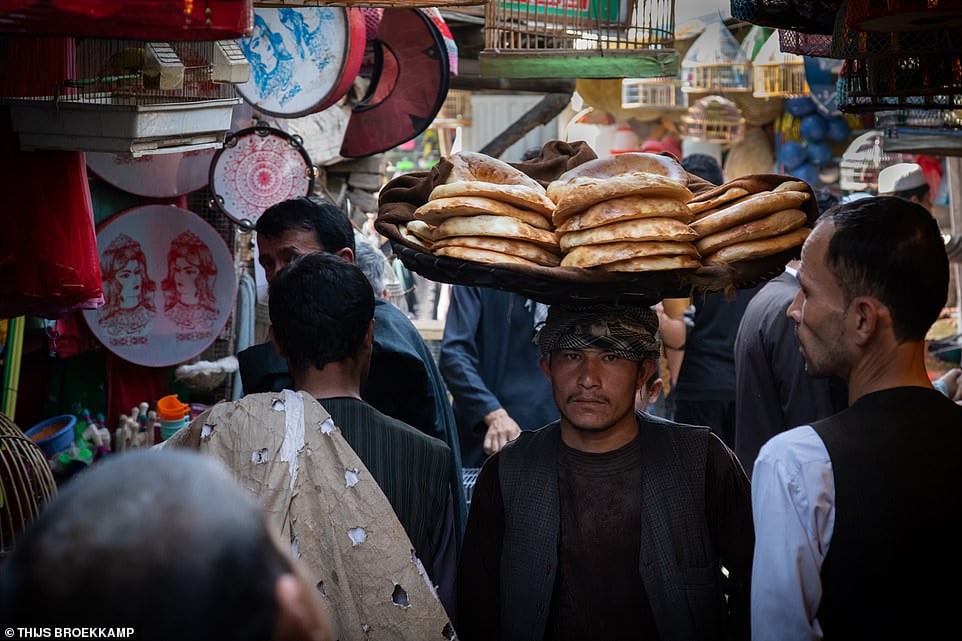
[348,527,367,546]
[392,584,410,608]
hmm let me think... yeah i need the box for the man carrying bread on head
[457,303,754,641]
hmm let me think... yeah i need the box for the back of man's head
[823,196,947,342]
[269,252,375,374]
[256,197,356,255]
[353,234,386,297]
[0,450,291,640]
[681,153,724,186]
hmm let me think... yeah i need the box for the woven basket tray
[376,142,812,305]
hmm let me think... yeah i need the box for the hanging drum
[86,149,215,199]
[209,125,316,228]
[340,8,450,158]
[235,6,365,118]
[82,205,237,368]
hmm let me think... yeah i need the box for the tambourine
[86,149,215,198]
[235,6,365,118]
[82,205,237,368]
[209,125,316,228]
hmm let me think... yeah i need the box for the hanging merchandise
[681,22,750,94]
[730,0,842,35]
[340,8,450,158]
[724,127,776,181]
[0,0,253,40]
[844,0,962,32]
[682,95,746,145]
[804,56,843,116]
[235,6,365,119]
[752,31,808,99]
[81,205,236,368]
[838,129,913,192]
[86,149,216,199]
[209,125,316,228]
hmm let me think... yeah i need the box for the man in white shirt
[751,196,962,640]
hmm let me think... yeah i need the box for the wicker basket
[730,0,843,35]
[778,30,833,57]
[0,412,57,560]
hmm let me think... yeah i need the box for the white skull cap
[878,163,926,195]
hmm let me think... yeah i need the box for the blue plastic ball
[800,114,828,142]
[791,162,819,186]
[779,141,808,171]
[807,141,833,167]
[785,97,817,117]
[826,115,851,142]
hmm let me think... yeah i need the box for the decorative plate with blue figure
[236,7,365,118]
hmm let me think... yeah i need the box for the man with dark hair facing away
[237,197,467,541]
[268,252,457,619]
[751,196,962,640]
[0,449,333,641]
[458,303,754,641]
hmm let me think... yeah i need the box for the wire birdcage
[682,95,746,144]
[778,29,833,57]
[845,0,962,32]
[621,77,679,109]
[434,89,472,127]
[681,22,750,93]
[480,0,677,79]
[0,412,57,561]
[752,31,808,98]
[837,54,962,113]
[730,0,843,35]
[0,36,244,155]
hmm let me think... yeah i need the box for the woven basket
[1,412,57,560]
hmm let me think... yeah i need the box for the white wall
[460,94,562,161]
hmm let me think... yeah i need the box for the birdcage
[778,30,833,57]
[682,95,746,144]
[836,54,962,113]
[730,0,843,35]
[680,22,750,93]
[838,129,913,191]
[434,89,472,127]
[480,0,677,79]
[845,0,962,32]
[0,36,246,155]
[621,77,679,109]
[752,31,808,98]
[0,412,57,560]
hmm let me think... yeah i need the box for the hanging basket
[845,0,962,32]
[831,1,962,59]
[837,54,962,113]
[778,30,833,57]
[730,0,843,35]
[682,95,746,144]
[480,0,678,79]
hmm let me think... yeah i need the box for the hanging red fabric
[0,0,253,40]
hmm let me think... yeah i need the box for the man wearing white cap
[877,162,932,211]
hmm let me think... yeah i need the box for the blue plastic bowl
[25,414,77,458]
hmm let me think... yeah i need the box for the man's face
[258,228,324,283]
[787,222,854,379]
[541,347,647,435]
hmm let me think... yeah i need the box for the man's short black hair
[269,252,375,374]
[681,153,724,186]
[0,450,289,639]
[823,196,947,342]
[256,196,356,255]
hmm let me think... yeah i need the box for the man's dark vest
[813,387,962,640]
[498,414,725,641]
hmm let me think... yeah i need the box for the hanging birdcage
[0,412,57,561]
[0,36,246,155]
[682,95,746,144]
[434,89,472,127]
[753,31,808,98]
[681,22,750,93]
[480,0,678,79]
[621,77,680,109]
[730,0,843,35]
[778,30,833,57]
[845,0,962,32]
[837,54,962,113]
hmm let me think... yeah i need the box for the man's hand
[482,408,522,456]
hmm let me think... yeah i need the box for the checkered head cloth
[534,304,660,362]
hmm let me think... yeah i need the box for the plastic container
[160,417,189,441]
[25,414,77,458]
[157,394,190,421]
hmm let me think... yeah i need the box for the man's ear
[273,573,333,641]
[336,247,355,263]
[851,296,883,346]
[539,355,551,378]
[269,325,287,359]
[363,319,375,351]
[638,359,658,390]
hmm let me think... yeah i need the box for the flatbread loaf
[405,220,437,242]
[549,173,693,225]
[690,190,810,237]
[561,240,699,268]
[434,214,559,251]
[398,223,433,250]
[446,151,545,191]
[430,181,555,217]
[601,254,702,272]
[556,196,692,233]
[772,180,810,193]
[695,208,807,255]
[414,196,552,230]
[692,193,756,221]
[688,186,751,214]
[433,235,561,266]
[559,217,697,252]
[435,245,540,268]
[551,152,688,184]
[703,227,811,265]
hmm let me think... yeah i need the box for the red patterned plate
[209,125,315,226]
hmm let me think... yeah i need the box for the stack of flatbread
[689,180,812,266]
[547,153,701,272]
[404,152,560,267]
